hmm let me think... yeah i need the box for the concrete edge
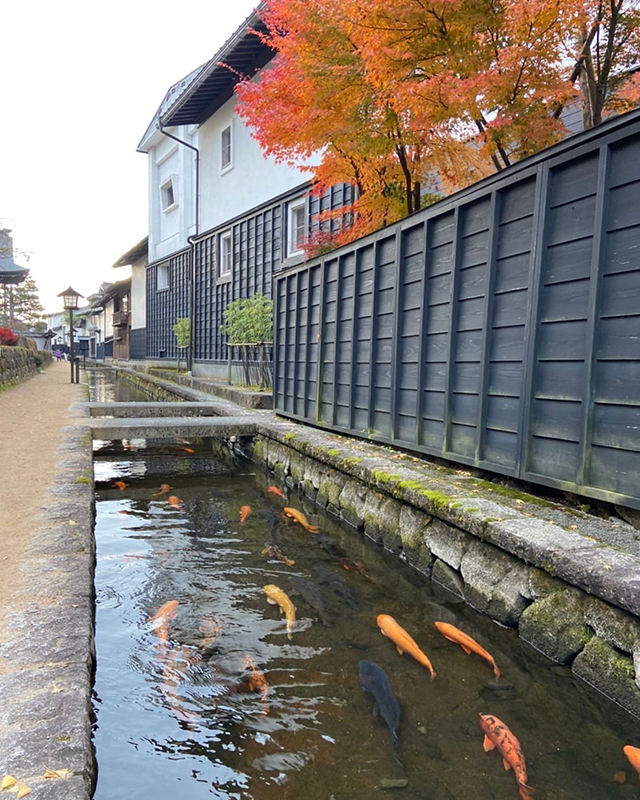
[0,395,96,799]
[149,369,273,410]
[256,419,640,619]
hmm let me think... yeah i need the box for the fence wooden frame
[273,109,640,510]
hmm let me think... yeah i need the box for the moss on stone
[284,432,296,441]
[75,476,92,485]
[343,457,362,467]
[472,479,553,507]
[420,489,459,513]
[252,439,264,461]
[327,449,341,457]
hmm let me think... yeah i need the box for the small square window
[221,125,232,171]
[157,264,169,291]
[219,232,232,278]
[160,179,176,211]
[287,199,307,257]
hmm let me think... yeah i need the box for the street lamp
[57,286,83,383]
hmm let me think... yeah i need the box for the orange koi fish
[167,495,183,509]
[112,481,127,491]
[243,655,269,701]
[435,622,501,680]
[480,714,535,800]
[377,614,436,680]
[263,584,296,640]
[283,507,320,533]
[154,483,172,496]
[262,544,295,567]
[267,485,285,498]
[342,559,371,579]
[624,745,640,781]
[180,447,195,454]
[240,505,252,524]
[150,600,179,649]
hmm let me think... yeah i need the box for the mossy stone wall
[248,432,640,719]
[0,346,51,391]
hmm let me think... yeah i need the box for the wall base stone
[460,540,531,625]
[519,588,592,663]
[572,637,640,717]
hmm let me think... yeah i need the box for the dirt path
[0,361,82,641]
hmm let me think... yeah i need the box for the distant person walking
[53,349,63,362]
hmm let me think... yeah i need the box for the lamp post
[57,287,83,383]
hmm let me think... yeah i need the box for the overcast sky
[0,0,258,313]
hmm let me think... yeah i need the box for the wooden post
[228,344,232,385]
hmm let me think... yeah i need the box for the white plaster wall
[103,298,114,341]
[130,257,147,330]
[148,125,197,262]
[198,91,317,233]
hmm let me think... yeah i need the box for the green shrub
[221,293,273,344]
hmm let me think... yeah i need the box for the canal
[90,373,639,799]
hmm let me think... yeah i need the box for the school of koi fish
[104,467,640,800]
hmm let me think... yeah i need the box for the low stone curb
[0,397,95,798]
[150,369,273,410]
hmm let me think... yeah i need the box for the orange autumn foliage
[234,0,640,244]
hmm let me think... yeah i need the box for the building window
[219,232,232,278]
[287,198,307,257]
[160,178,176,211]
[221,125,232,171]
[157,263,169,291]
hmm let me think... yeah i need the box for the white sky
[0,0,258,313]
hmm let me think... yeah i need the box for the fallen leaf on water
[1,776,17,790]
[613,771,626,784]
[44,769,71,779]
[51,687,62,694]
[15,786,30,798]
[604,565,612,570]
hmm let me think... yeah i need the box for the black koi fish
[359,660,402,765]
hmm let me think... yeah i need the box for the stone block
[583,596,640,654]
[338,481,367,529]
[524,568,566,601]
[363,493,401,545]
[398,506,432,551]
[424,520,473,570]
[289,452,306,486]
[302,459,324,491]
[432,559,464,598]
[460,540,531,625]
[317,470,347,511]
[572,637,640,717]
[518,588,592,663]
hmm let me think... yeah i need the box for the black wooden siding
[274,109,640,509]
[145,248,190,359]
[193,183,355,363]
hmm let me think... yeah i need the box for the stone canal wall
[249,423,640,718]
[87,364,640,717]
[0,346,52,390]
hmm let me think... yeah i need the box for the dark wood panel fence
[273,109,640,509]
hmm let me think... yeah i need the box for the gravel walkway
[0,362,82,651]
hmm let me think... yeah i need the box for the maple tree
[566,0,640,129]
[235,0,640,243]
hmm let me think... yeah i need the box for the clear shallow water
[92,439,640,800]
[87,369,158,403]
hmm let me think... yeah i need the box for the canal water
[91,375,639,800]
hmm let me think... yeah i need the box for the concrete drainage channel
[4,365,640,800]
